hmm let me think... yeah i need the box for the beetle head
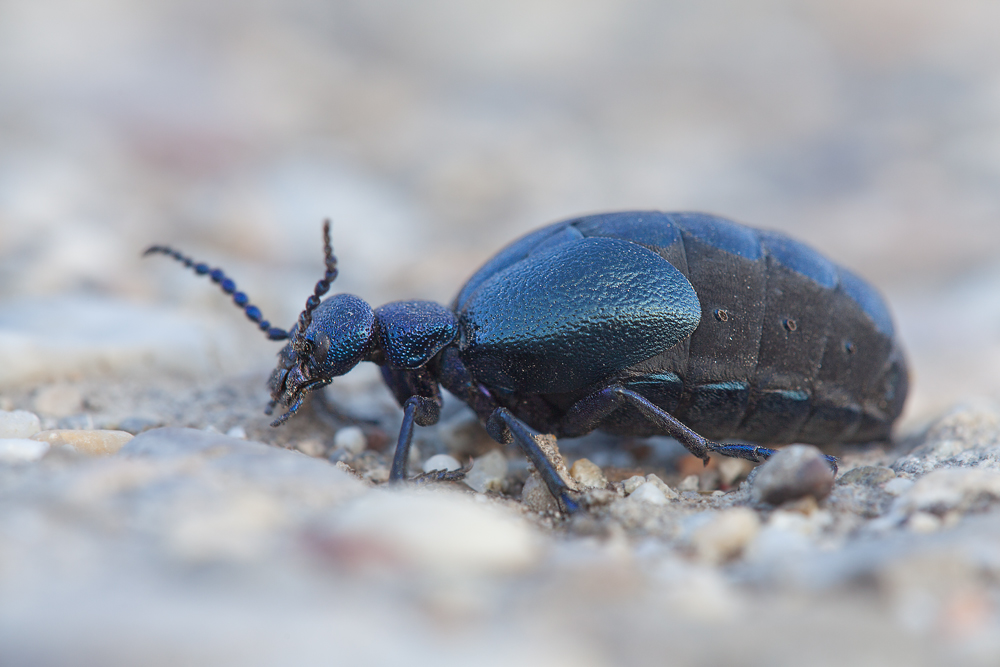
[266,221,380,426]
[268,293,375,425]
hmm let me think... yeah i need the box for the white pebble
[226,426,247,439]
[0,409,41,438]
[423,454,461,473]
[464,449,508,493]
[622,475,646,495]
[334,426,367,455]
[645,473,679,499]
[679,475,699,493]
[629,481,669,505]
[0,438,50,463]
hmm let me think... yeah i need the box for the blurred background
[2,0,1000,424]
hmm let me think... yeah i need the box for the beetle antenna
[143,245,290,341]
[292,219,338,349]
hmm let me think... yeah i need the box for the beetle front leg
[389,395,441,482]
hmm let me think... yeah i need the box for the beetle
[146,211,908,512]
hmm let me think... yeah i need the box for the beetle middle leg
[486,408,581,514]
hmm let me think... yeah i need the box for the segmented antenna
[291,219,338,350]
[143,245,290,341]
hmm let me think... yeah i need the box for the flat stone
[0,438,49,463]
[0,409,41,438]
[464,449,508,493]
[751,445,835,505]
[124,427,365,487]
[838,466,896,486]
[328,488,542,574]
[32,429,134,455]
[896,468,1000,515]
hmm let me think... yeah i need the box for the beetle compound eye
[312,333,331,361]
[783,318,798,332]
[714,309,729,322]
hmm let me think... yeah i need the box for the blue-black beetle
[146,211,908,512]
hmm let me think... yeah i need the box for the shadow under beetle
[146,211,908,512]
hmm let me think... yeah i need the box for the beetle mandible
[146,211,908,512]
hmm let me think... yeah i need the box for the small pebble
[0,438,50,463]
[750,445,834,505]
[31,429,133,455]
[226,426,247,440]
[334,426,367,455]
[622,475,646,495]
[464,449,508,493]
[521,472,559,513]
[570,458,607,489]
[689,507,761,563]
[629,481,669,506]
[908,512,942,533]
[296,438,326,457]
[679,475,699,493]
[837,466,896,486]
[0,409,41,438]
[423,453,462,473]
[32,384,84,417]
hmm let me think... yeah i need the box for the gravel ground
[4,1,1000,665]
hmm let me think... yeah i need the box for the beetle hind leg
[558,386,838,473]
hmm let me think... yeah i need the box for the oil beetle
[146,211,908,512]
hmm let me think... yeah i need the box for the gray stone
[751,445,835,506]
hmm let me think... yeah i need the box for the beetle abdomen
[456,211,908,445]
